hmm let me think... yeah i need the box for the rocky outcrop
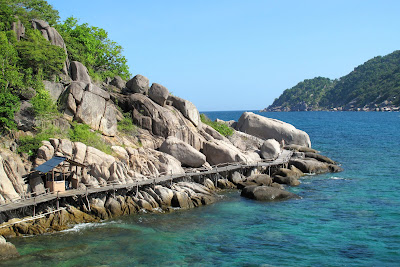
[110,76,126,90]
[12,19,25,41]
[168,95,201,127]
[260,139,281,160]
[148,83,169,106]
[14,101,35,131]
[121,93,205,150]
[126,75,149,94]
[236,112,311,148]
[241,185,299,201]
[0,155,20,203]
[61,80,117,136]
[70,61,91,84]
[159,136,206,167]
[43,80,64,102]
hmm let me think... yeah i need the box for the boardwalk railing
[0,150,293,213]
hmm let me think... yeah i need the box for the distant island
[262,50,400,112]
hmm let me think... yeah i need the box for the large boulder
[236,112,311,148]
[12,19,25,41]
[75,91,105,132]
[168,95,201,127]
[289,158,330,174]
[0,156,20,202]
[121,93,205,150]
[14,101,35,131]
[159,136,206,167]
[43,81,64,102]
[202,140,246,165]
[241,185,299,201]
[70,61,91,83]
[228,130,263,151]
[126,74,149,94]
[148,83,169,106]
[260,139,281,160]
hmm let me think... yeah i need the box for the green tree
[56,17,131,81]
[0,31,21,131]
[16,28,66,78]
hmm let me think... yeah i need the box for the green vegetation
[117,112,138,136]
[17,123,66,156]
[200,113,234,137]
[56,17,130,81]
[69,122,112,154]
[267,51,400,110]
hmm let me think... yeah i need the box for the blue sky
[47,0,400,111]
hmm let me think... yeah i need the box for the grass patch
[69,122,112,154]
[117,112,138,136]
[200,113,234,137]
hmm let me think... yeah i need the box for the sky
[47,0,400,111]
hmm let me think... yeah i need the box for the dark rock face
[126,75,149,94]
[11,20,25,41]
[148,83,169,106]
[241,185,299,201]
[289,158,330,174]
[14,101,35,131]
[304,152,336,164]
[273,175,300,186]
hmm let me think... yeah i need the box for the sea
[3,111,400,266]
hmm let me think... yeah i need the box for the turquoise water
[5,111,400,266]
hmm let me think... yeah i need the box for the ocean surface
[4,111,400,266]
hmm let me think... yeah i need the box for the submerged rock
[0,236,19,260]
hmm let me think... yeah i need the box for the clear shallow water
[5,111,400,266]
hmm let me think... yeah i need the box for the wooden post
[268,166,271,176]
[56,191,59,210]
[33,197,36,217]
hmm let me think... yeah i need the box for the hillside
[263,50,400,111]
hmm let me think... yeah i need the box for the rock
[111,146,129,164]
[43,80,64,102]
[125,93,205,150]
[126,74,149,94]
[18,87,36,100]
[159,136,206,167]
[328,164,343,173]
[273,175,300,186]
[227,130,263,151]
[68,81,86,103]
[304,152,336,164]
[105,197,123,217]
[241,185,299,201]
[14,101,35,131]
[154,186,174,207]
[274,167,303,179]
[217,179,236,189]
[284,144,318,153]
[229,171,244,184]
[75,91,105,131]
[73,142,87,164]
[148,83,169,106]
[70,61,91,83]
[171,191,193,209]
[57,139,73,158]
[237,174,273,189]
[98,102,117,136]
[260,139,281,160]
[0,236,19,260]
[168,95,201,127]
[289,158,330,174]
[0,156,20,201]
[28,172,45,195]
[11,19,25,41]
[202,139,247,165]
[85,146,116,168]
[110,76,126,90]
[202,124,226,141]
[86,83,110,101]
[236,112,311,147]
[203,178,215,190]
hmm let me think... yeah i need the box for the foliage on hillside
[56,17,130,81]
[200,114,234,137]
[269,77,334,110]
[267,50,400,111]
[0,0,131,134]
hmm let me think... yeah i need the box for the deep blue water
[5,111,400,266]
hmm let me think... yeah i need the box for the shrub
[68,122,112,154]
[117,112,137,136]
[200,113,234,137]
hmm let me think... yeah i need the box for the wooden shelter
[34,156,87,193]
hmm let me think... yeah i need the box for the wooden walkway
[0,150,292,213]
